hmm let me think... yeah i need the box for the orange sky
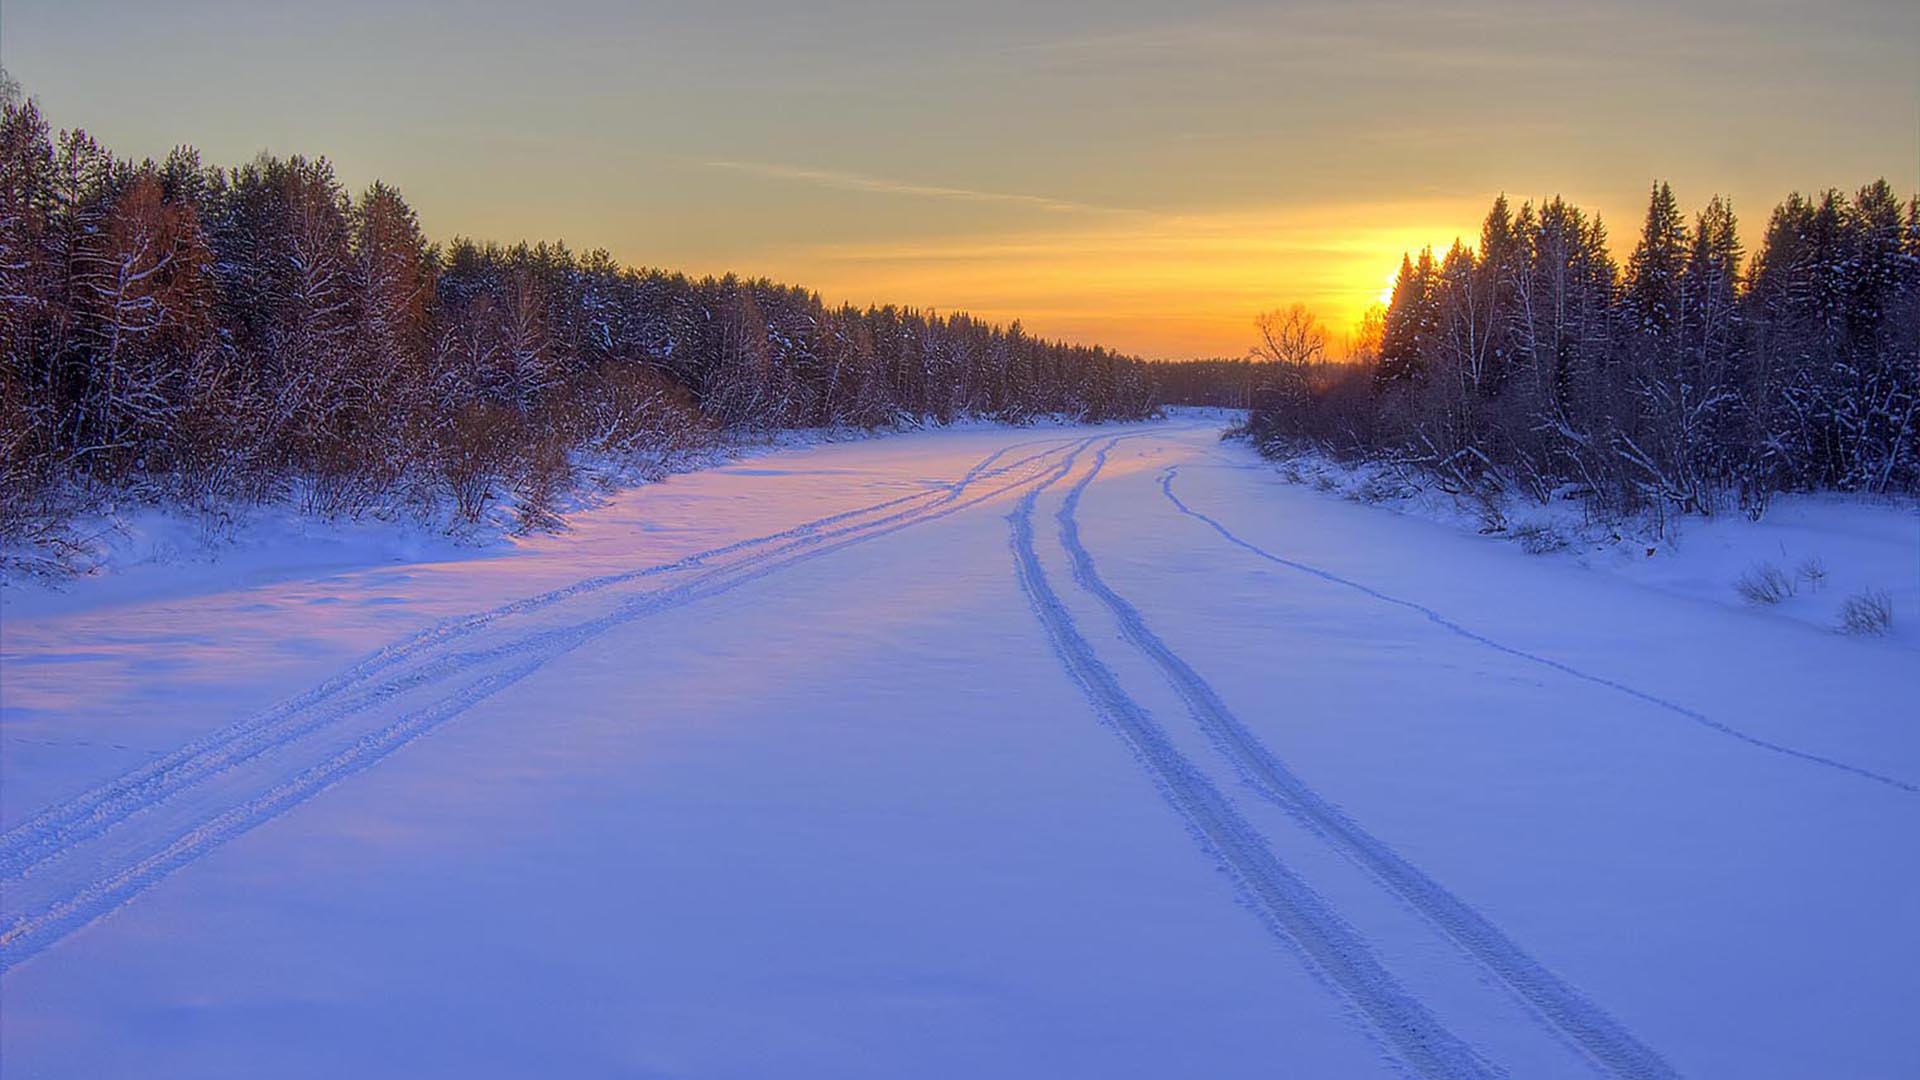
[5,1,1916,358]
[731,195,1466,356]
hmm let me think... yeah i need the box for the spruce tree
[1626,182,1688,341]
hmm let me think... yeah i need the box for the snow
[1258,452,1920,647]
[0,422,916,612]
[2,412,1915,1079]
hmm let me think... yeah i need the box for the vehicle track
[1065,441,1681,1079]
[0,431,1124,971]
[0,435,1076,886]
[1159,465,1918,797]
[0,659,546,968]
[1009,441,1504,1080]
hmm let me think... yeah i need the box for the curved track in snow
[1159,465,1919,797]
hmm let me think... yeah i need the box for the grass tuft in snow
[1838,589,1894,635]
[1513,521,1571,555]
[1736,562,1797,605]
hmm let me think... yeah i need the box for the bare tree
[1253,303,1328,367]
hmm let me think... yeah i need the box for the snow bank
[1251,448,1920,647]
[2,412,1204,616]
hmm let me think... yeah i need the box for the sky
[3,1,1916,358]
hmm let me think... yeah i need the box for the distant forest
[6,88,1912,553]
[0,94,1158,542]
[1236,183,1920,527]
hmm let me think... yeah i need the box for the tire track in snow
[0,432,1126,970]
[1065,442,1681,1080]
[1160,465,1919,797]
[0,660,547,969]
[1009,442,1504,1080]
[0,435,1079,885]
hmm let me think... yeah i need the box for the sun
[1376,269,1398,307]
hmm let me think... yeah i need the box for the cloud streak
[703,160,1140,217]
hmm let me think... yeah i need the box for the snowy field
[1,415,1916,1079]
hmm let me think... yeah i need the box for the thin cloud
[703,160,1139,217]
[997,7,1603,75]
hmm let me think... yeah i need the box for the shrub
[439,403,518,523]
[1838,589,1894,635]
[1735,562,1796,604]
[512,432,573,534]
[1513,521,1570,554]
[1355,471,1416,505]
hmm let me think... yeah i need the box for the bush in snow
[1512,521,1570,554]
[1735,562,1796,605]
[1354,471,1418,506]
[1838,589,1894,635]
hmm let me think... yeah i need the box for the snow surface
[2,413,1915,1079]
[1258,451,1920,648]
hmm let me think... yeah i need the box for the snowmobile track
[1067,440,1681,1080]
[1009,439,1504,1080]
[0,431,1135,971]
[0,435,1074,886]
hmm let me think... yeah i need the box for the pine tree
[349,181,433,459]
[1472,194,1521,396]
[1378,251,1436,382]
[1626,182,1688,342]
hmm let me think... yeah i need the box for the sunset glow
[4,3,1918,1074]
[5,1,1915,358]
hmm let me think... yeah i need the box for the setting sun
[1377,269,1399,307]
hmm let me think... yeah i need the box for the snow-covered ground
[2,415,1915,1079]
[1257,450,1920,647]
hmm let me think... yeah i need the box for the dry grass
[1513,521,1570,554]
[1735,561,1796,604]
[1839,589,1894,635]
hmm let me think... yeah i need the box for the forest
[6,84,1914,557]
[1241,182,1920,529]
[0,96,1157,548]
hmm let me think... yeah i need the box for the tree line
[1147,358,1272,409]
[1244,182,1920,527]
[0,96,1156,540]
